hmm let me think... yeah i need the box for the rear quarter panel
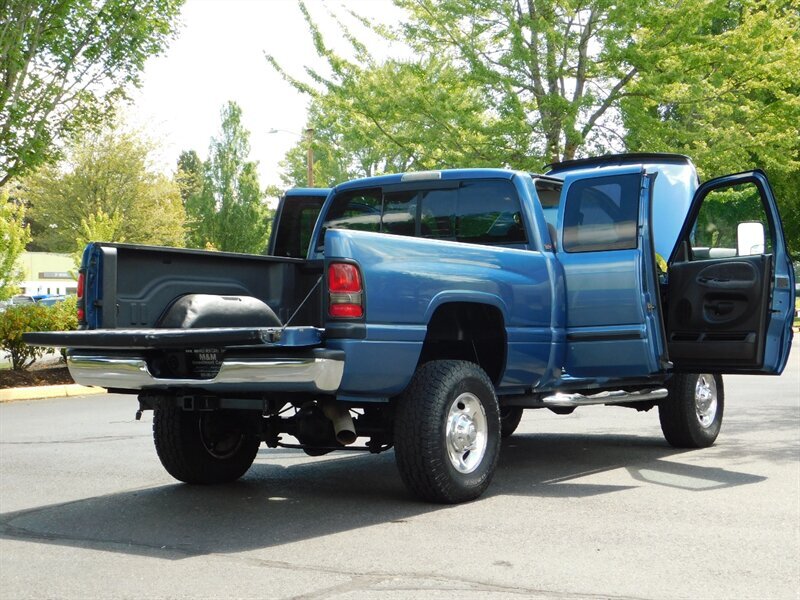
[323,229,558,396]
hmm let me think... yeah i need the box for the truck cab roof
[333,168,520,194]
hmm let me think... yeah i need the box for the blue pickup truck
[26,153,795,503]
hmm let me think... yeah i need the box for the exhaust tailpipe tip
[322,402,357,446]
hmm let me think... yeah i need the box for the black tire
[153,407,260,484]
[500,406,523,438]
[394,360,501,503]
[658,373,724,448]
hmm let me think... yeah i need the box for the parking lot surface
[1,350,798,599]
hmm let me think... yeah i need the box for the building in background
[16,252,77,296]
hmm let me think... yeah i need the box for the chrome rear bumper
[67,354,344,393]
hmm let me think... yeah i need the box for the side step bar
[542,388,668,408]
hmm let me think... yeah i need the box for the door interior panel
[667,254,771,368]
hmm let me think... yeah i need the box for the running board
[542,388,668,408]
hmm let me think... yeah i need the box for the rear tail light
[77,270,85,322]
[328,263,363,318]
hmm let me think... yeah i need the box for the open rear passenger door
[269,189,330,258]
[666,171,795,374]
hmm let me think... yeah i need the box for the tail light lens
[77,270,85,322]
[328,263,363,318]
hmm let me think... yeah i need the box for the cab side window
[382,190,418,236]
[322,188,382,233]
[415,182,526,244]
[563,174,640,252]
[455,181,526,244]
[420,188,456,239]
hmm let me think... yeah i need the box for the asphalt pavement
[1,350,798,599]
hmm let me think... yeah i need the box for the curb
[0,384,106,403]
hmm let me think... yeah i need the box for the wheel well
[417,303,506,384]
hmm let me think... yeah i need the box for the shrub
[50,295,78,332]
[0,298,78,370]
[0,303,51,370]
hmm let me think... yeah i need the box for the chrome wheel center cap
[696,385,712,412]
[451,414,477,452]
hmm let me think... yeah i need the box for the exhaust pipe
[322,402,357,445]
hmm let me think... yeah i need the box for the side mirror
[737,222,765,256]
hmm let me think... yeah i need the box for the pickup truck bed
[79,243,322,330]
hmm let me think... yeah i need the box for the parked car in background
[37,295,68,307]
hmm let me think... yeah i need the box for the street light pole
[266,127,316,187]
[305,128,314,187]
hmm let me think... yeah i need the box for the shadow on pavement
[0,432,766,559]
[493,432,765,495]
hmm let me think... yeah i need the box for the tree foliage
[0,0,184,186]
[22,125,185,253]
[391,0,649,164]
[184,102,271,253]
[72,208,126,267]
[274,58,519,188]
[176,149,203,206]
[0,190,31,300]
[269,0,651,177]
[622,0,800,255]
[273,0,798,253]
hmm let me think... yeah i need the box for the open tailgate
[23,326,322,350]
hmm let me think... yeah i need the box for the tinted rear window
[323,179,526,246]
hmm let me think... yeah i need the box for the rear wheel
[658,373,724,448]
[394,360,501,503]
[500,406,523,438]
[153,406,260,484]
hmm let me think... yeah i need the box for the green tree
[22,125,185,252]
[72,208,126,267]
[176,149,204,206]
[390,0,651,164]
[185,102,271,253]
[273,0,799,246]
[269,0,653,174]
[622,1,800,255]
[0,190,31,300]
[0,0,184,186]
[273,58,515,188]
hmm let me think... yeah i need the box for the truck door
[557,166,665,378]
[269,189,330,258]
[666,170,794,374]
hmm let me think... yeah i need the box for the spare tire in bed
[157,294,282,328]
